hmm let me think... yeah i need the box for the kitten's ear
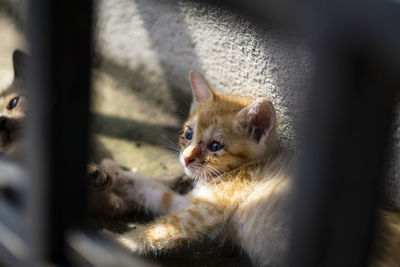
[13,50,29,80]
[189,69,215,113]
[236,98,276,143]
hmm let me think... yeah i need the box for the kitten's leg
[111,200,225,254]
[101,159,190,216]
[99,159,225,253]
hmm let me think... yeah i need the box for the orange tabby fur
[100,70,289,266]
[100,70,400,266]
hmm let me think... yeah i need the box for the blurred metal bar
[0,160,27,206]
[287,1,400,266]
[0,200,26,267]
[0,160,28,266]
[27,0,93,265]
[0,197,25,239]
[66,230,151,267]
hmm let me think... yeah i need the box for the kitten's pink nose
[184,156,195,166]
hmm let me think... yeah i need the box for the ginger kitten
[99,70,290,266]
[99,71,399,266]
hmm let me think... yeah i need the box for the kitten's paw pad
[87,163,112,191]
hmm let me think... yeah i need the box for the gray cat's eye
[7,97,19,110]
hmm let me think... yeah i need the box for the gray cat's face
[0,84,26,148]
[0,50,28,149]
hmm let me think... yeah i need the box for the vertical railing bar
[27,0,93,265]
[287,1,400,266]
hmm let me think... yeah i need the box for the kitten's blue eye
[209,141,224,152]
[184,129,193,140]
[7,97,19,110]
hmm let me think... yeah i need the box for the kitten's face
[179,70,276,180]
[0,50,28,149]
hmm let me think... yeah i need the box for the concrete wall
[95,0,313,148]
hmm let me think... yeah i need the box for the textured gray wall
[95,0,313,148]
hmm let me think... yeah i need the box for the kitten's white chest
[232,178,291,266]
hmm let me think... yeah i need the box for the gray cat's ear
[236,98,276,143]
[13,50,29,80]
[189,69,215,113]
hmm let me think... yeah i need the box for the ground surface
[0,11,249,266]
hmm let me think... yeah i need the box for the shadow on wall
[97,58,192,121]
[92,113,181,148]
[95,0,209,121]
[133,0,202,119]
[0,0,24,29]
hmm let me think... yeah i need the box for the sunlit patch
[193,187,217,202]
[148,225,169,241]
[147,223,179,242]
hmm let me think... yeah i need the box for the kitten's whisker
[193,167,201,184]
[207,166,225,185]
[205,168,217,186]
[156,138,181,152]
[159,145,180,153]
[202,169,211,185]
[148,131,181,152]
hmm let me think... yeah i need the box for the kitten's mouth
[179,154,223,180]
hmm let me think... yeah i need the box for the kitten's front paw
[87,163,112,191]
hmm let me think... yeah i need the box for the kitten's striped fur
[101,70,400,266]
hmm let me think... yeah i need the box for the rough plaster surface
[95,0,313,148]
[1,0,400,206]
